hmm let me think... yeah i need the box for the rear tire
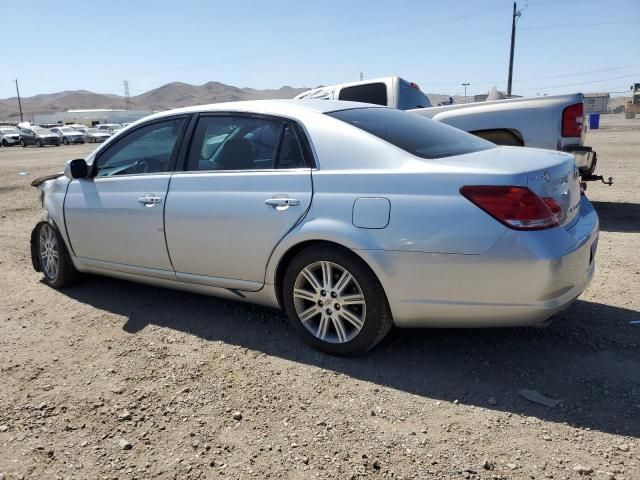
[282,245,392,355]
[37,223,80,288]
[20,139,26,147]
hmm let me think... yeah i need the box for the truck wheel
[282,245,392,355]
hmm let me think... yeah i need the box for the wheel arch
[469,128,525,146]
[272,239,389,312]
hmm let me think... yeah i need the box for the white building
[33,109,153,126]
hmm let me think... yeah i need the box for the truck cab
[294,76,431,110]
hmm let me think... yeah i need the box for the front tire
[20,139,26,147]
[37,140,43,147]
[37,223,79,288]
[63,137,69,145]
[282,245,392,355]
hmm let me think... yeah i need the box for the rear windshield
[327,107,493,159]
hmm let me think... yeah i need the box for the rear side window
[327,107,494,159]
[338,83,387,106]
[185,116,308,171]
[275,125,306,168]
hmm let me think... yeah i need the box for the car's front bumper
[358,196,599,328]
[39,137,61,146]
[2,135,20,145]
[65,136,85,144]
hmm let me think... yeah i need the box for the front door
[64,116,187,276]
[164,114,313,290]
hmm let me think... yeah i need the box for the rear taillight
[562,103,584,137]
[460,186,560,230]
[542,196,565,224]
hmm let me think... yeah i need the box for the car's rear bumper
[358,196,599,328]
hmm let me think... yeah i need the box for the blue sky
[1,0,638,99]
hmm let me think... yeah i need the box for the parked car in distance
[96,124,123,134]
[30,100,598,355]
[68,124,89,133]
[20,127,61,147]
[50,126,86,145]
[84,128,111,143]
[0,126,21,146]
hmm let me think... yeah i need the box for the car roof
[145,99,385,122]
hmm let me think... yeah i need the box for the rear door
[64,116,188,276]
[164,113,313,290]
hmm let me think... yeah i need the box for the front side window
[186,116,307,171]
[338,83,388,106]
[327,107,494,159]
[94,117,185,177]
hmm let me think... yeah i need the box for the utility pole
[15,79,24,122]
[462,83,470,103]
[123,80,131,110]
[507,2,521,98]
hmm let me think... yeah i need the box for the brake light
[460,186,559,230]
[562,103,584,137]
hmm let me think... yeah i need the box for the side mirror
[64,159,89,179]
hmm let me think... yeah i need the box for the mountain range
[0,82,312,121]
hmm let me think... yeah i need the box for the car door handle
[138,195,162,206]
[265,197,300,207]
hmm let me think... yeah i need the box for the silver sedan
[30,100,598,355]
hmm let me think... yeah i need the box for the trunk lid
[433,146,582,229]
[525,153,581,228]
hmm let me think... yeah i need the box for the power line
[429,63,640,87]
[516,73,640,92]
[521,19,640,31]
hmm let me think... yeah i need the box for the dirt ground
[0,116,638,480]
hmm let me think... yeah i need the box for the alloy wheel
[39,224,59,281]
[293,261,366,344]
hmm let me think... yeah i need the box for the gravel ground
[0,116,638,480]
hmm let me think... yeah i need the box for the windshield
[0,127,19,134]
[327,107,494,159]
[60,127,76,132]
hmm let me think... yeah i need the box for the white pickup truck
[295,76,611,184]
